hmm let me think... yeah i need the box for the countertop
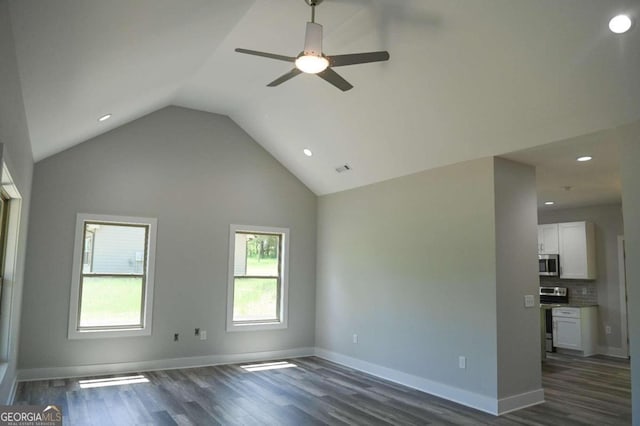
[540,303,598,309]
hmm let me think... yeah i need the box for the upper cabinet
[538,224,559,254]
[538,221,597,280]
[558,221,597,280]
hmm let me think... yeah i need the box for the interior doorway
[618,235,630,358]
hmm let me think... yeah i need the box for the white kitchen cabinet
[537,224,559,254]
[554,316,581,349]
[558,221,597,279]
[552,306,597,356]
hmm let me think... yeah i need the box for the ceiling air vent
[335,164,351,173]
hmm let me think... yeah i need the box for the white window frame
[227,224,289,332]
[68,213,157,339]
[0,162,23,369]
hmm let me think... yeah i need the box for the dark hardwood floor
[14,353,631,425]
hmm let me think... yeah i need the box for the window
[68,214,157,339]
[227,225,289,331]
[0,163,23,365]
[0,192,10,314]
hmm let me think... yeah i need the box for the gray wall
[316,157,501,399]
[494,158,540,398]
[539,204,624,352]
[316,157,542,404]
[20,106,316,369]
[0,0,34,402]
[617,120,640,425]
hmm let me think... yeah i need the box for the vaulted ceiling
[8,0,640,195]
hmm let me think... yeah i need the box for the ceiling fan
[235,0,390,91]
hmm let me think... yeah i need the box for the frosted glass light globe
[295,55,329,74]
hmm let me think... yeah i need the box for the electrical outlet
[200,330,207,340]
[195,328,200,336]
[582,287,588,296]
[605,325,612,335]
[524,295,535,308]
[174,333,179,342]
[459,356,466,369]
[352,334,358,344]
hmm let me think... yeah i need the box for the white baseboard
[497,389,545,415]
[597,346,629,359]
[314,348,499,414]
[314,348,544,416]
[17,347,315,382]
[17,346,546,416]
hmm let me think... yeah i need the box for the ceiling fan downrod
[305,0,323,23]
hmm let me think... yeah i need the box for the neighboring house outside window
[68,213,157,339]
[83,230,94,271]
[227,224,289,331]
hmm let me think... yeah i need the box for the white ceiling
[8,0,640,195]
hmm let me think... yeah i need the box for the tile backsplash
[540,277,598,305]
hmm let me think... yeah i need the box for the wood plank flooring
[14,353,631,425]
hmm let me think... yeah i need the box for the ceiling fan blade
[328,51,390,67]
[317,68,353,91]
[235,48,295,63]
[267,68,303,87]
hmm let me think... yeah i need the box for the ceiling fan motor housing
[303,22,323,56]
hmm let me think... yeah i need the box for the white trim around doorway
[618,235,629,358]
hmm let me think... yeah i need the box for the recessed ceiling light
[544,201,555,206]
[609,14,632,34]
[576,156,593,162]
[98,114,112,122]
[303,148,313,157]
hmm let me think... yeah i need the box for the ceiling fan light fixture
[295,54,329,74]
[296,21,327,73]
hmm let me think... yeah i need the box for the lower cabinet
[552,306,597,356]
[554,317,581,349]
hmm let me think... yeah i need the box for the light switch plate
[524,295,535,308]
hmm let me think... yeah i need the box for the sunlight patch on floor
[78,374,149,388]
[241,361,297,372]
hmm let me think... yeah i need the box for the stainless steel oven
[540,287,568,352]
[539,254,559,277]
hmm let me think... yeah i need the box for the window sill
[226,321,287,332]
[68,327,151,340]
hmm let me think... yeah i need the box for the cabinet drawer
[552,307,580,318]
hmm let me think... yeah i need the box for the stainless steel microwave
[539,254,559,277]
